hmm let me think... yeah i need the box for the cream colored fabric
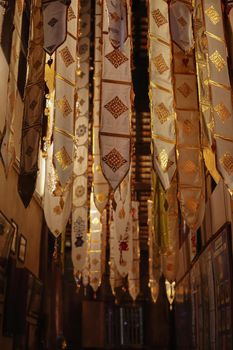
[128,201,140,301]
[0,1,23,175]
[100,0,132,191]
[201,0,233,193]
[93,0,109,212]
[71,0,90,280]
[148,0,176,191]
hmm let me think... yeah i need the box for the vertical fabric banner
[0,0,23,175]
[193,0,220,184]
[71,0,90,283]
[201,0,233,193]
[128,201,140,301]
[93,0,109,212]
[100,0,132,191]
[170,0,205,232]
[148,0,177,191]
[18,0,45,207]
[148,197,160,303]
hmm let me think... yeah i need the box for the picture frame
[10,220,18,255]
[18,234,27,263]
[0,211,14,266]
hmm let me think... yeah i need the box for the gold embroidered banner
[148,198,160,303]
[201,0,233,193]
[93,0,109,212]
[71,0,90,281]
[128,200,140,301]
[100,0,132,191]
[0,1,23,175]
[112,172,132,278]
[42,0,69,55]
[193,0,220,184]
[18,0,46,207]
[53,0,78,188]
[105,0,127,50]
[148,0,176,191]
[170,5,205,231]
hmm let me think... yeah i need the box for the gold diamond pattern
[181,160,196,174]
[104,96,128,119]
[58,96,72,117]
[156,149,174,172]
[214,102,231,122]
[178,16,187,27]
[210,50,226,72]
[220,153,233,176]
[102,148,127,172]
[154,103,169,124]
[177,82,193,98]
[182,119,194,134]
[153,54,169,74]
[68,6,76,21]
[105,49,128,68]
[60,46,75,67]
[205,6,220,25]
[152,9,167,27]
[55,146,72,170]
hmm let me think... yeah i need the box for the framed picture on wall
[0,211,14,266]
[10,220,18,255]
[18,234,27,263]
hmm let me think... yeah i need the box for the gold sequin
[214,102,230,122]
[220,153,233,175]
[210,50,226,72]
[55,146,72,170]
[205,6,220,25]
[153,54,169,74]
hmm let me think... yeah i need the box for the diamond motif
[29,100,37,110]
[60,46,75,67]
[25,146,33,156]
[152,9,167,27]
[214,102,230,122]
[153,54,169,74]
[220,153,233,175]
[178,16,187,27]
[104,96,128,119]
[105,49,128,68]
[48,17,58,27]
[182,119,194,133]
[102,148,127,172]
[177,82,193,98]
[210,50,226,72]
[58,96,72,117]
[154,103,169,124]
[181,160,196,174]
[205,6,220,25]
[156,149,174,172]
[55,147,72,170]
[68,6,76,21]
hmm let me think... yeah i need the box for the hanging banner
[201,0,233,193]
[0,1,23,175]
[100,0,132,191]
[148,0,176,191]
[71,0,90,281]
[170,1,205,231]
[18,0,46,207]
[105,0,127,50]
[93,0,109,212]
[42,0,69,55]
[193,0,220,184]
[128,201,140,301]
[52,0,78,188]
[148,197,160,303]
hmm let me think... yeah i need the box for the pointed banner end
[18,172,37,208]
